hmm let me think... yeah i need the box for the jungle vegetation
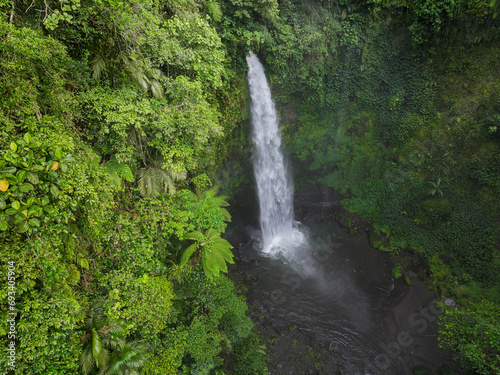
[0,0,499,374]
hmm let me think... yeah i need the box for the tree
[100,341,149,375]
[80,302,150,375]
[137,163,186,199]
[439,300,500,374]
[180,228,234,279]
[80,302,126,375]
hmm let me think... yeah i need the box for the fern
[126,62,164,98]
[137,165,186,198]
[181,228,234,279]
[206,0,222,22]
[150,79,163,99]
[104,157,134,186]
[91,55,107,80]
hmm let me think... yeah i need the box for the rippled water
[238,221,407,375]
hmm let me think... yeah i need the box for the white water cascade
[246,51,306,256]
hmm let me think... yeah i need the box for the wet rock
[444,298,456,308]
[404,270,419,283]
[249,258,260,266]
[228,262,239,271]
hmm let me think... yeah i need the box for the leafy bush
[439,300,500,375]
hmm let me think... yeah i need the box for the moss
[392,264,403,279]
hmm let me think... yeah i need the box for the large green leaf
[50,184,59,198]
[17,170,26,183]
[20,183,34,193]
[184,230,205,242]
[18,220,29,233]
[180,243,199,266]
[12,200,20,210]
[205,227,220,241]
[27,172,39,184]
[202,251,217,279]
[212,239,234,263]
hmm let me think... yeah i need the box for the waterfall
[246,51,300,255]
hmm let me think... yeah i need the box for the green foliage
[0,132,73,233]
[80,82,222,172]
[206,0,223,22]
[439,300,500,374]
[104,157,134,187]
[80,302,126,375]
[1,1,270,374]
[186,316,226,363]
[181,228,235,279]
[173,268,258,372]
[0,19,74,130]
[418,198,452,227]
[102,340,149,375]
[137,164,186,198]
[392,264,403,279]
[103,271,174,337]
[233,332,269,375]
[80,302,149,375]
[178,187,232,232]
[141,328,187,375]
[428,178,444,198]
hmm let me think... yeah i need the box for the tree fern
[137,165,186,198]
[104,157,134,187]
[181,228,234,279]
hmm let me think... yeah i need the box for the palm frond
[137,167,160,198]
[92,55,107,80]
[126,62,150,91]
[137,165,186,198]
[80,345,96,375]
[180,243,199,266]
[103,341,149,375]
[104,158,134,185]
[150,79,163,99]
[206,0,222,22]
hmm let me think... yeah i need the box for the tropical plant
[428,178,444,197]
[183,186,232,232]
[80,302,150,375]
[100,341,149,375]
[439,300,500,374]
[80,303,126,375]
[137,163,186,199]
[206,0,223,22]
[103,156,134,187]
[180,228,234,279]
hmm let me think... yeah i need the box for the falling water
[246,51,304,255]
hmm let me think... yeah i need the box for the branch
[9,2,14,26]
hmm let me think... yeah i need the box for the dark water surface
[235,219,410,375]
